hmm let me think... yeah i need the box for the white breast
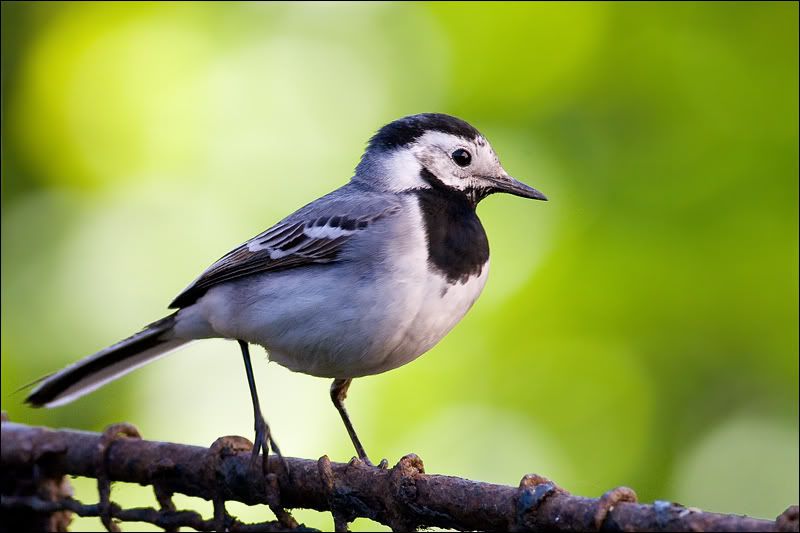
[354,195,491,375]
[369,259,490,375]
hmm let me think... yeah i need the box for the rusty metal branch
[1,421,797,532]
[0,494,315,532]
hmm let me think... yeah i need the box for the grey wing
[168,204,400,309]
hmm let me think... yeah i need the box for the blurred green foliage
[1,2,797,531]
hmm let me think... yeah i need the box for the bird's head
[354,113,547,206]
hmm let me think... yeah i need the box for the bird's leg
[238,340,284,469]
[330,378,377,466]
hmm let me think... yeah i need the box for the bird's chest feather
[384,255,489,372]
[414,187,489,284]
[372,189,491,369]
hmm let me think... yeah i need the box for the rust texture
[1,420,797,532]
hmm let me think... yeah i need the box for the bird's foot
[349,455,389,469]
[251,414,290,475]
[248,422,297,530]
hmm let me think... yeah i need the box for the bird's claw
[250,415,289,475]
[349,456,389,469]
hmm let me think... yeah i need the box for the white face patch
[352,127,508,194]
[409,131,506,192]
[377,149,425,192]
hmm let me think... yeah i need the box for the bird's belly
[187,259,489,379]
[374,263,490,374]
[271,266,488,378]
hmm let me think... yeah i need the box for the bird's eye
[451,148,472,167]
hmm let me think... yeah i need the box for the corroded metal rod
[1,421,796,532]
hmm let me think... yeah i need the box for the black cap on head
[367,113,481,151]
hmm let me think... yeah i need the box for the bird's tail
[25,313,189,408]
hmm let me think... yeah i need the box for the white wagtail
[26,113,547,465]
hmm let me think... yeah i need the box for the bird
[25,113,547,466]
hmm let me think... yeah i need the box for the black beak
[483,175,548,201]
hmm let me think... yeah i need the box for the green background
[2,2,797,530]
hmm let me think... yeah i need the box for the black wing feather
[168,209,397,309]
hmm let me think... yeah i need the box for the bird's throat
[413,182,489,285]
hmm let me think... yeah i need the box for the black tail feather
[25,313,184,408]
